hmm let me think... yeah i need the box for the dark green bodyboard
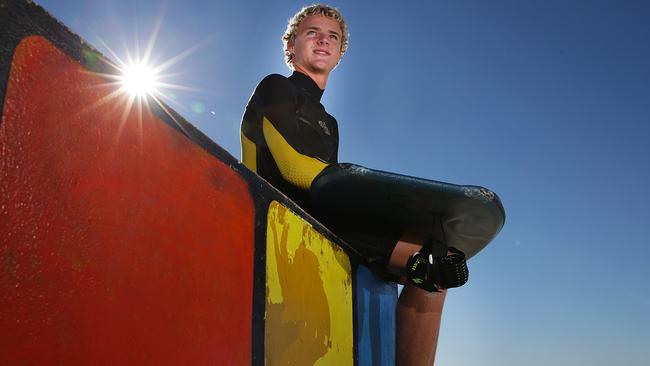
[311,164,505,259]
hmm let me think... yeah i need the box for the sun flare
[84,11,214,146]
[119,62,160,98]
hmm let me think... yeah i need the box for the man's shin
[396,286,447,366]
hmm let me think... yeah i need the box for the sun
[119,62,160,98]
[84,11,215,144]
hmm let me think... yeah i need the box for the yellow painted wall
[265,201,353,366]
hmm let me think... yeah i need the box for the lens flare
[119,62,160,97]
[81,10,215,147]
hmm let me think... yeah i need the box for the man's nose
[317,34,328,45]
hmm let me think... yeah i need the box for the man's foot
[405,247,469,292]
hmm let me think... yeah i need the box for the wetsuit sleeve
[255,75,329,190]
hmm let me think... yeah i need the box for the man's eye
[329,35,339,41]
[307,30,316,35]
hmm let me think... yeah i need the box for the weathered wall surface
[0,1,396,365]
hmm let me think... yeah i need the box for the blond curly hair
[282,4,349,67]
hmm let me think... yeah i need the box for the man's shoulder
[256,74,293,91]
[253,74,296,103]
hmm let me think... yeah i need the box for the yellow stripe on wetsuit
[241,132,257,172]
[262,117,328,190]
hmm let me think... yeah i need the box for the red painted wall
[1,36,255,365]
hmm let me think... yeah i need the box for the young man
[240,5,468,365]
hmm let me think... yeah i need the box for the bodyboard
[311,164,505,259]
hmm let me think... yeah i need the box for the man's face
[289,15,343,77]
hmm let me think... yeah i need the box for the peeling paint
[265,201,353,365]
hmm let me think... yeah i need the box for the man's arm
[261,116,328,190]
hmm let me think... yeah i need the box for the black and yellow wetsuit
[240,71,338,209]
[240,71,396,265]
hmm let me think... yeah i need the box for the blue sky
[38,0,650,364]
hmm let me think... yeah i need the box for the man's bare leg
[389,239,447,366]
[396,286,446,366]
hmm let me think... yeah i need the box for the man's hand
[406,247,469,292]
